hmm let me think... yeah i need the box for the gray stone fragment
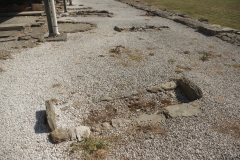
[112,118,131,128]
[198,24,222,36]
[60,13,69,17]
[114,26,122,32]
[113,93,122,99]
[152,10,172,18]
[146,86,162,93]
[168,92,176,98]
[177,78,203,101]
[50,128,69,143]
[221,36,231,42]
[18,35,31,41]
[135,114,165,123]
[102,122,111,130]
[222,27,235,33]
[0,31,19,38]
[100,95,113,101]
[75,126,91,141]
[122,92,132,98]
[45,100,57,131]
[163,103,201,118]
[161,81,177,90]
[31,23,42,27]
[37,37,45,43]
[68,128,77,141]
[136,89,146,95]
[92,124,101,132]
[189,100,199,107]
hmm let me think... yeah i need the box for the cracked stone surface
[163,103,201,118]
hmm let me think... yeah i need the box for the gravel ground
[0,0,240,159]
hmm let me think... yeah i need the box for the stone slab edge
[0,11,44,17]
[116,0,240,46]
[46,33,67,42]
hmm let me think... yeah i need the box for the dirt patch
[66,7,92,11]
[69,10,113,17]
[109,46,144,66]
[214,120,240,138]
[58,22,97,33]
[114,25,169,32]
[134,123,166,135]
[127,98,159,112]
[83,105,118,126]
[0,50,13,60]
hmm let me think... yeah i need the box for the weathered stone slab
[45,100,57,131]
[163,103,201,118]
[146,86,162,93]
[134,114,165,123]
[112,118,131,128]
[50,128,69,143]
[177,78,203,101]
[0,31,20,38]
[161,81,177,90]
[173,17,204,29]
[198,24,223,36]
[0,24,25,31]
[0,11,44,17]
[152,10,172,18]
[100,95,113,102]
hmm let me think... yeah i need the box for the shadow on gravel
[34,110,51,133]
[174,87,190,103]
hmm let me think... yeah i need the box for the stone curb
[0,11,44,17]
[0,24,26,31]
[116,0,240,46]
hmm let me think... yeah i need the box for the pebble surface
[0,0,240,159]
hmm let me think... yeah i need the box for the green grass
[142,0,240,30]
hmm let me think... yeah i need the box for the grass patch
[52,83,62,88]
[176,65,191,70]
[232,64,240,69]
[208,45,215,49]
[146,47,156,50]
[110,46,144,61]
[125,48,144,61]
[120,61,131,67]
[199,51,212,61]
[137,0,240,30]
[214,120,240,138]
[224,63,240,69]
[127,98,157,112]
[69,135,121,159]
[135,123,166,135]
[168,59,176,64]
[183,51,190,54]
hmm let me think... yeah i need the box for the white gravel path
[0,0,240,159]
